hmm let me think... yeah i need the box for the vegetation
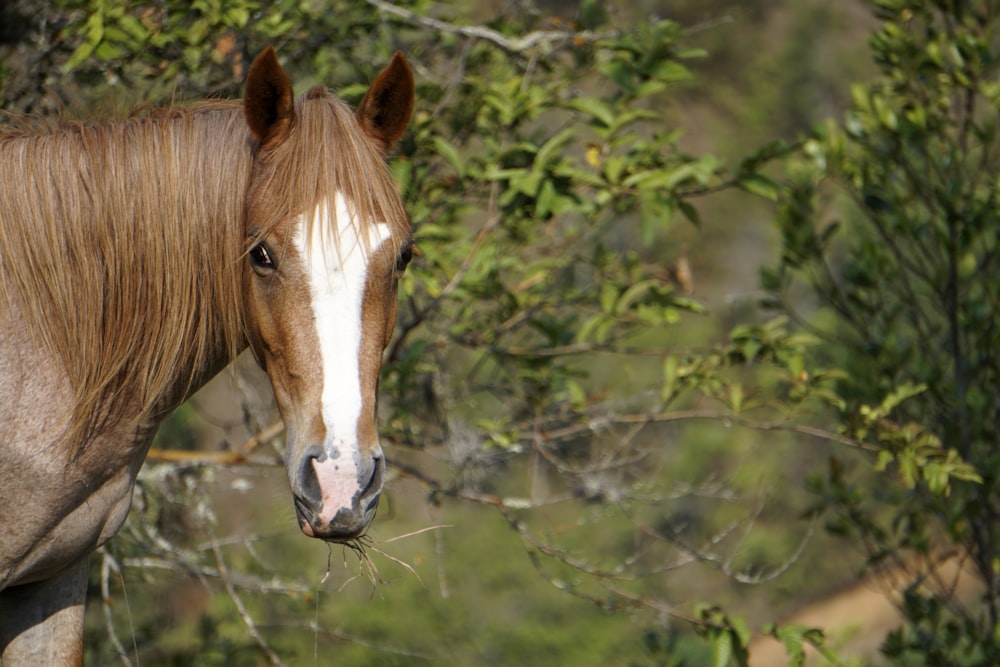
[1,0,997,665]
[769,1,1000,663]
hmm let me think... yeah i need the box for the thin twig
[365,0,613,54]
[517,408,875,452]
[381,524,454,544]
[209,538,285,667]
[99,548,137,667]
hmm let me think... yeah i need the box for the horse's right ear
[244,46,294,147]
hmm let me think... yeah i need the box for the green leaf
[615,280,655,313]
[662,356,679,400]
[712,631,732,667]
[599,284,618,314]
[534,127,576,171]
[607,108,661,136]
[569,96,616,128]
[878,383,927,416]
[94,40,122,60]
[64,12,104,71]
[875,449,894,472]
[729,383,743,414]
[510,169,544,197]
[650,59,692,83]
[639,191,672,245]
[771,624,808,667]
[737,174,779,201]
[535,179,557,218]
[677,199,701,226]
[117,15,149,42]
[226,6,251,27]
[432,136,465,177]
[603,156,628,184]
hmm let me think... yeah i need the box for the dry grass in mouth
[326,524,453,593]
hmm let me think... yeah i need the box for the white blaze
[293,194,391,523]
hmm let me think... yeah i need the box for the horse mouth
[292,457,383,542]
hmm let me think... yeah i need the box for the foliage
[768,0,1000,663]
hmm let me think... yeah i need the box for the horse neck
[0,104,254,449]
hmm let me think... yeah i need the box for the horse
[0,46,414,664]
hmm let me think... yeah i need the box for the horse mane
[0,88,408,453]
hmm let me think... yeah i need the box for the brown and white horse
[0,47,414,664]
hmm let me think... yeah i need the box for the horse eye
[394,245,413,274]
[250,243,275,271]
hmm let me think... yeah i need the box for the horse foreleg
[0,557,89,667]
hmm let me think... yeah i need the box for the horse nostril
[360,456,384,506]
[293,494,310,519]
[296,445,325,506]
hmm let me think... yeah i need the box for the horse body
[0,48,414,664]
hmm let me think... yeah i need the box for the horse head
[240,47,414,541]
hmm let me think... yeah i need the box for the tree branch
[209,537,285,667]
[364,0,613,54]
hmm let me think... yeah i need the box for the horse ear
[244,46,295,147]
[355,53,414,153]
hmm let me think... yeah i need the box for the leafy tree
[768,0,998,663]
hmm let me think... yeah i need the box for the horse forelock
[248,91,411,261]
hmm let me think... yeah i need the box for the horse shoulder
[0,305,141,590]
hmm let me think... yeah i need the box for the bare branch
[520,409,875,452]
[98,548,137,667]
[209,537,286,667]
[146,420,286,465]
[364,0,613,54]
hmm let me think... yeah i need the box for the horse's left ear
[244,46,295,148]
[355,53,415,153]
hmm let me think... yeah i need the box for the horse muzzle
[290,442,384,541]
